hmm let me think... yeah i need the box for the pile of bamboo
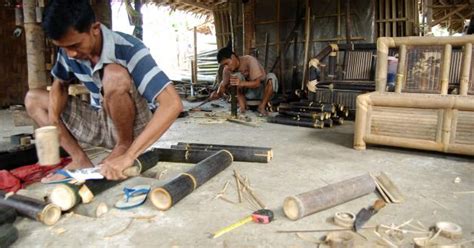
[268,100,348,129]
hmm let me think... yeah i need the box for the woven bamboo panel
[370,106,439,141]
[0,7,28,107]
[343,51,374,80]
[454,111,474,145]
[404,46,443,93]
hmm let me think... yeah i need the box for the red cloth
[0,157,71,192]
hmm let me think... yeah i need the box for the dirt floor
[1,103,473,247]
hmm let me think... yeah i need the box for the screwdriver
[212,209,274,239]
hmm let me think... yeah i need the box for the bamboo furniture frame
[354,36,474,156]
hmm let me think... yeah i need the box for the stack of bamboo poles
[268,100,348,129]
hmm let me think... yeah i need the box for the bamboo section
[50,149,160,211]
[459,43,472,96]
[268,115,324,129]
[0,191,61,225]
[150,150,233,210]
[283,174,376,221]
[23,0,48,89]
[440,44,452,95]
[395,45,407,93]
[174,143,271,151]
[0,206,16,225]
[169,145,272,163]
[300,0,312,90]
[354,92,474,156]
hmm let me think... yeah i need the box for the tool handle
[373,199,386,211]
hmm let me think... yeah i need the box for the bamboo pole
[300,0,312,90]
[440,44,452,95]
[23,0,48,89]
[170,145,272,163]
[283,174,376,221]
[345,0,352,45]
[395,45,407,93]
[0,191,61,226]
[150,150,233,211]
[459,43,472,96]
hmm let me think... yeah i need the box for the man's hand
[230,76,242,87]
[209,90,221,100]
[100,153,135,180]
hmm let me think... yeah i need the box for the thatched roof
[431,0,473,32]
[145,0,228,16]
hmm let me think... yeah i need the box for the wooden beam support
[430,4,469,27]
[243,0,256,55]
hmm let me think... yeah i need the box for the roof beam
[431,4,469,27]
[175,0,212,10]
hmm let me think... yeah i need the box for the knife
[354,199,386,232]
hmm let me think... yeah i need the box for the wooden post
[191,26,198,90]
[345,0,352,45]
[283,174,376,220]
[300,0,312,90]
[23,0,48,89]
[243,0,255,55]
[264,33,269,70]
[0,191,61,226]
[150,150,233,211]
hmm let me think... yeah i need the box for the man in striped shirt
[25,0,182,181]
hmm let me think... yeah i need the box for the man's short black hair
[217,46,233,63]
[42,0,96,40]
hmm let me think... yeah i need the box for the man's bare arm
[48,79,69,125]
[126,84,183,159]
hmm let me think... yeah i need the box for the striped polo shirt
[51,24,171,109]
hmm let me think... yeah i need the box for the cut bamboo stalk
[150,150,233,210]
[440,44,452,95]
[153,148,216,163]
[172,144,272,163]
[459,43,472,96]
[395,45,407,93]
[283,174,376,220]
[23,0,48,89]
[0,206,17,225]
[0,191,61,225]
[175,142,271,152]
[278,110,325,121]
[50,149,160,211]
[301,0,312,90]
[268,115,324,128]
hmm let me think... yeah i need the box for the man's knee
[102,64,132,97]
[24,89,48,112]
